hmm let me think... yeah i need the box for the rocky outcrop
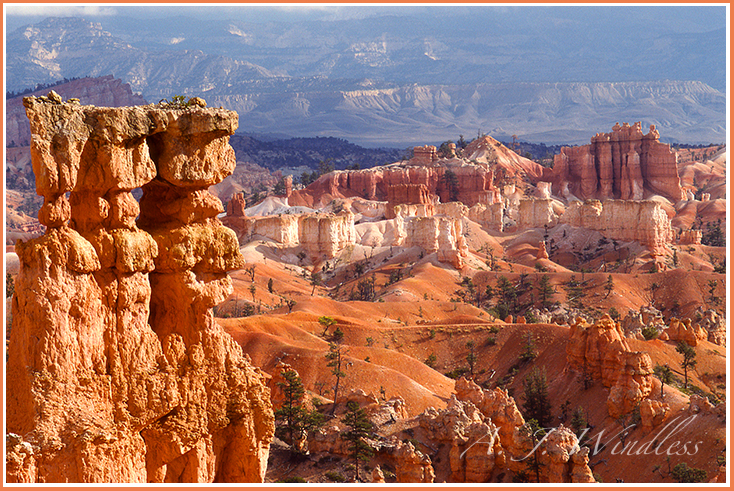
[393,440,435,483]
[467,203,504,231]
[394,215,468,269]
[639,399,669,433]
[223,212,357,260]
[289,157,522,210]
[621,306,665,340]
[665,318,707,347]
[7,95,274,483]
[678,229,702,245]
[515,198,561,230]
[697,309,726,346]
[544,426,595,483]
[419,396,503,482]
[546,122,685,202]
[423,385,593,483]
[566,316,653,418]
[561,199,673,254]
[227,193,247,217]
[411,145,438,166]
[386,183,435,219]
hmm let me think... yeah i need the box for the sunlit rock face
[6,94,274,483]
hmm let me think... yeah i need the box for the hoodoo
[6,95,274,483]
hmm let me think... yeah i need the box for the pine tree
[341,401,374,482]
[466,341,477,377]
[536,274,554,308]
[310,271,322,296]
[653,364,673,399]
[274,369,324,452]
[496,275,518,314]
[521,367,552,428]
[522,419,546,483]
[267,278,274,294]
[604,274,614,298]
[570,406,587,440]
[326,342,347,415]
[519,332,537,363]
[675,342,697,389]
[318,315,336,336]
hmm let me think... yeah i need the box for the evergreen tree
[521,367,552,428]
[536,274,554,308]
[653,364,673,399]
[326,342,347,415]
[522,419,546,483]
[671,463,708,483]
[604,274,614,298]
[675,342,697,389]
[496,275,518,314]
[563,275,585,308]
[570,407,587,440]
[274,369,324,452]
[310,271,322,296]
[267,277,274,294]
[318,315,336,336]
[341,401,374,482]
[443,169,460,201]
[466,341,477,377]
[519,332,537,363]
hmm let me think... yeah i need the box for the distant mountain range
[5,15,726,145]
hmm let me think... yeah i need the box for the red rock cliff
[6,94,274,483]
[546,122,685,202]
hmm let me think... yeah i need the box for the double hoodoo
[6,94,274,483]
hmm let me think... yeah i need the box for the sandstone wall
[515,198,561,230]
[394,215,468,268]
[546,122,685,202]
[224,212,356,260]
[560,199,673,253]
[6,95,274,483]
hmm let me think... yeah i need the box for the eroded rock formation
[566,316,653,419]
[546,122,685,202]
[561,199,673,254]
[6,95,274,483]
[287,147,533,209]
[394,215,469,269]
[223,212,357,260]
[421,381,594,483]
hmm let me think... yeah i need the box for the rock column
[7,96,273,483]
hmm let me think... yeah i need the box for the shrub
[445,367,469,379]
[489,326,499,334]
[641,325,659,340]
[277,476,307,483]
[671,463,707,483]
[486,337,497,346]
[425,353,437,368]
[325,471,346,482]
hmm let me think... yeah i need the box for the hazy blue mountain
[4,8,726,146]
